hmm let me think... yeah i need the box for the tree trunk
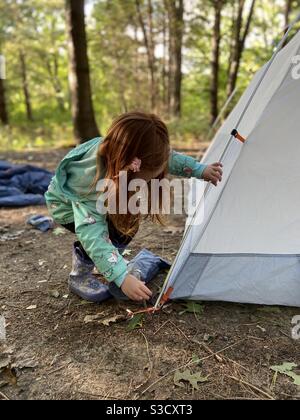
[133,23,142,109]
[65,0,100,143]
[210,0,223,126]
[162,8,168,112]
[135,0,157,111]
[227,0,256,97]
[166,0,184,118]
[53,53,66,112]
[0,77,8,125]
[284,0,293,32]
[19,50,33,122]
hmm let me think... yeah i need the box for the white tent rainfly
[156,18,300,309]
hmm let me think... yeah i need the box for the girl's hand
[121,274,153,302]
[202,162,223,186]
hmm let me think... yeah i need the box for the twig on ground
[140,339,245,396]
[153,320,170,335]
[4,303,26,311]
[279,330,290,338]
[20,290,45,295]
[77,390,119,400]
[133,331,154,395]
[192,339,224,363]
[226,375,274,400]
[194,338,249,372]
[169,321,192,344]
[247,335,265,341]
[0,391,10,400]
[46,362,72,376]
[141,331,153,377]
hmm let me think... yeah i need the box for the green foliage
[127,313,144,331]
[179,301,205,316]
[0,0,298,150]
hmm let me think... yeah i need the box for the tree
[226,0,256,97]
[0,2,9,125]
[284,0,293,31]
[135,0,157,111]
[32,12,68,113]
[165,0,184,118]
[210,0,224,125]
[65,0,100,143]
[0,76,8,125]
[19,50,34,121]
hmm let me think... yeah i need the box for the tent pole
[155,15,300,310]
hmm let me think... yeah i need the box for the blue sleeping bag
[0,160,53,207]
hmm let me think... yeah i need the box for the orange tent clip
[231,129,246,143]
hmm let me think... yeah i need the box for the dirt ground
[0,147,299,401]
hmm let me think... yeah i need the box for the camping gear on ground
[0,161,53,207]
[69,245,170,303]
[27,215,54,232]
[156,21,300,309]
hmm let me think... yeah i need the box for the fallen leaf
[163,227,184,235]
[0,355,11,370]
[84,313,105,324]
[53,227,66,236]
[127,314,144,331]
[122,249,132,257]
[191,354,202,366]
[26,305,37,310]
[49,290,60,299]
[271,363,300,386]
[179,301,204,316]
[101,315,125,326]
[174,369,208,390]
[84,313,125,326]
[203,333,213,342]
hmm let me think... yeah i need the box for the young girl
[45,112,222,303]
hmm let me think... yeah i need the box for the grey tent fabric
[172,254,300,307]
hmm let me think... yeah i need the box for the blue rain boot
[69,242,112,303]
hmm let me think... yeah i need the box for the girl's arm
[168,150,207,179]
[168,150,223,186]
[72,200,128,288]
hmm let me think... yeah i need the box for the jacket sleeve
[168,150,207,179]
[72,200,128,288]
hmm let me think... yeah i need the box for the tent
[156,22,300,309]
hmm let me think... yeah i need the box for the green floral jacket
[45,137,206,287]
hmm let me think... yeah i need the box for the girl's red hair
[94,112,170,236]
